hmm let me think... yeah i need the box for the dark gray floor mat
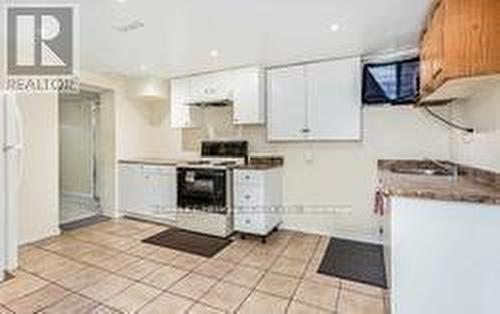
[318,237,387,288]
[142,228,232,258]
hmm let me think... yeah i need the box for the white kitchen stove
[176,141,248,238]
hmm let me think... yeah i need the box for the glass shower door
[59,94,101,224]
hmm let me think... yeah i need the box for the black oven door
[177,168,227,212]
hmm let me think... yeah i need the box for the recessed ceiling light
[330,24,340,32]
[209,50,219,58]
[115,0,127,3]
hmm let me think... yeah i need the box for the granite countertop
[119,155,285,170]
[234,155,284,170]
[234,164,283,170]
[378,160,500,205]
[119,159,187,166]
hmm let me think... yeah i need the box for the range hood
[185,99,233,107]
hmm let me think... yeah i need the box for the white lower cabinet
[233,168,283,239]
[385,197,500,314]
[118,163,177,221]
[118,164,145,213]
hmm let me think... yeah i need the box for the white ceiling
[8,0,432,78]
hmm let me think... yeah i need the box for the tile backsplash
[181,106,277,154]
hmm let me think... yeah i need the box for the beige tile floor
[0,218,388,314]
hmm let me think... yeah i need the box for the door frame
[0,93,20,278]
[0,93,6,281]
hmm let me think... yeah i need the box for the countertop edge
[381,187,500,205]
[118,159,181,166]
[378,160,500,206]
[233,165,284,170]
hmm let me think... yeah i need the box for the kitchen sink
[391,167,453,176]
[388,159,461,177]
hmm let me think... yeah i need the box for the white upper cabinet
[267,65,308,140]
[267,57,362,141]
[170,66,265,128]
[170,78,201,128]
[232,67,264,125]
[307,58,361,140]
[191,72,233,102]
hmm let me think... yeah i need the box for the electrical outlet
[462,131,474,144]
[305,151,313,163]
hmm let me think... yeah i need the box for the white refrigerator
[0,93,22,281]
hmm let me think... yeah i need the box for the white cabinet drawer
[234,186,263,207]
[233,168,283,237]
[234,170,264,185]
[234,212,265,234]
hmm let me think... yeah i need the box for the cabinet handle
[300,128,311,133]
[245,219,251,224]
[245,175,251,180]
[244,195,251,200]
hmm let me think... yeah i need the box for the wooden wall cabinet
[420,0,500,103]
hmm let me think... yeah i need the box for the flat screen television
[362,57,420,105]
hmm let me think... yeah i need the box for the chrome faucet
[424,159,459,180]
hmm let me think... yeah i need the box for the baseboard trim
[61,191,93,199]
[281,223,382,244]
[328,231,383,245]
[102,209,122,219]
[19,226,61,246]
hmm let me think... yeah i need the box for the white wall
[126,103,451,241]
[17,94,60,244]
[8,70,457,244]
[450,81,500,172]
[117,98,185,159]
[13,71,122,244]
[274,106,451,241]
[9,68,471,244]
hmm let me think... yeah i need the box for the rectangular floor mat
[318,237,387,288]
[142,228,232,258]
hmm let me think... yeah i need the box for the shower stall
[59,91,102,224]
